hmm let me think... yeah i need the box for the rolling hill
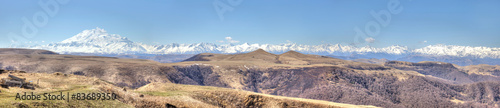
[0,70,372,108]
[1,48,499,107]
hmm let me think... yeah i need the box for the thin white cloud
[286,40,292,43]
[216,40,225,43]
[365,37,375,43]
[229,40,240,43]
[225,37,239,43]
[419,40,428,44]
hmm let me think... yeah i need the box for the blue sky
[1,0,499,48]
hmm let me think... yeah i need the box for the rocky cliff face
[169,65,498,107]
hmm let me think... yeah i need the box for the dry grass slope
[137,82,379,108]
[0,70,375,108]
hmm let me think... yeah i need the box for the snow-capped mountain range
[16,28,500,59]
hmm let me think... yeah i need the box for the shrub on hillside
[72,71,85,76]
[86,65,105,77]
[5,66,16,70]
[51,64,69,72]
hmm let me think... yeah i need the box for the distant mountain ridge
[16,28,500,60]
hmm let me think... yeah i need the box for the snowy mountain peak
[61,27,130,44]
[28,28,145,54]
[413,44,500,58]
[16,28,500,59]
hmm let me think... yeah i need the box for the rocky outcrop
[385,61,500,84]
